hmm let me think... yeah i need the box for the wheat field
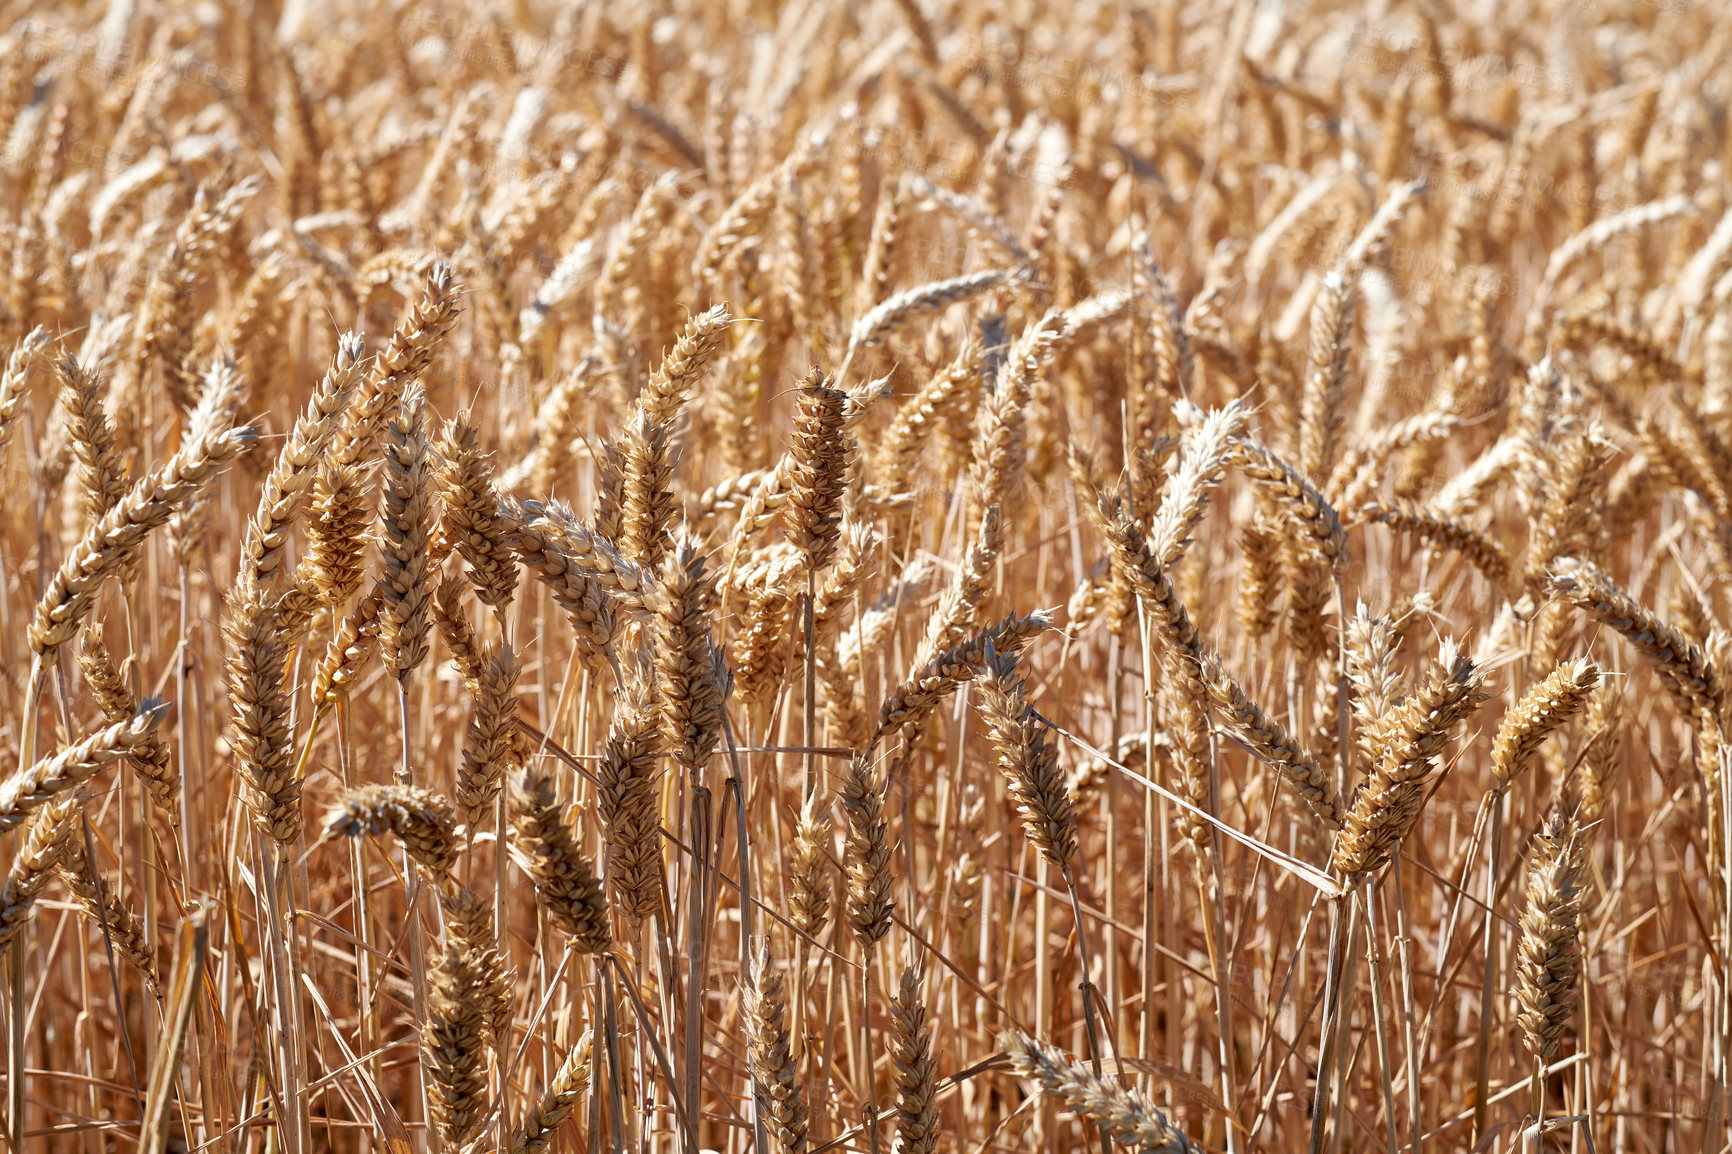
[0,0,1728,1151]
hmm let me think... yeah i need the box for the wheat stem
[1470,796,1505,1146]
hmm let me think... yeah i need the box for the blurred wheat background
[0,0,1728,1151]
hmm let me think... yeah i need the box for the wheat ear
[500,495,654,612]
[456,644,520,828]
[653,537,725,777]
[1575,681,1624,822]
[841,755,893,949]
[1199,651,1345,827]
[224,577,299,846]
[873,612,1052,746]
[436,409,521,612]
[974,646,1078,868]
[744,943,809,1154]
[421,924,493,1148]
[57,832,163,992]
[78,624,177,824]
[789,798,833,938]
[31,412,256,666]
[0,325,49,468]
[1492,658,1601,786]
[283,462,372,630]
[890,963,939,1154]
[1001,1030,1198,1153]
[0,797,79,949]
[1548,557,1721,721]
[324,783,459,881]
[330,262,462,468]
[243,331,364,586]
[512,1031,595,1153]
[1515,808,1588,1066]
[1332,643,1488,882]
[55,350,126,528]
[0,705,168,834]
[435,886,513,1050]
[788,371,851,573]
[1365,500,1512,589]
[595,660,666,921]
[509,765,612,954]
[380,385,435,688]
